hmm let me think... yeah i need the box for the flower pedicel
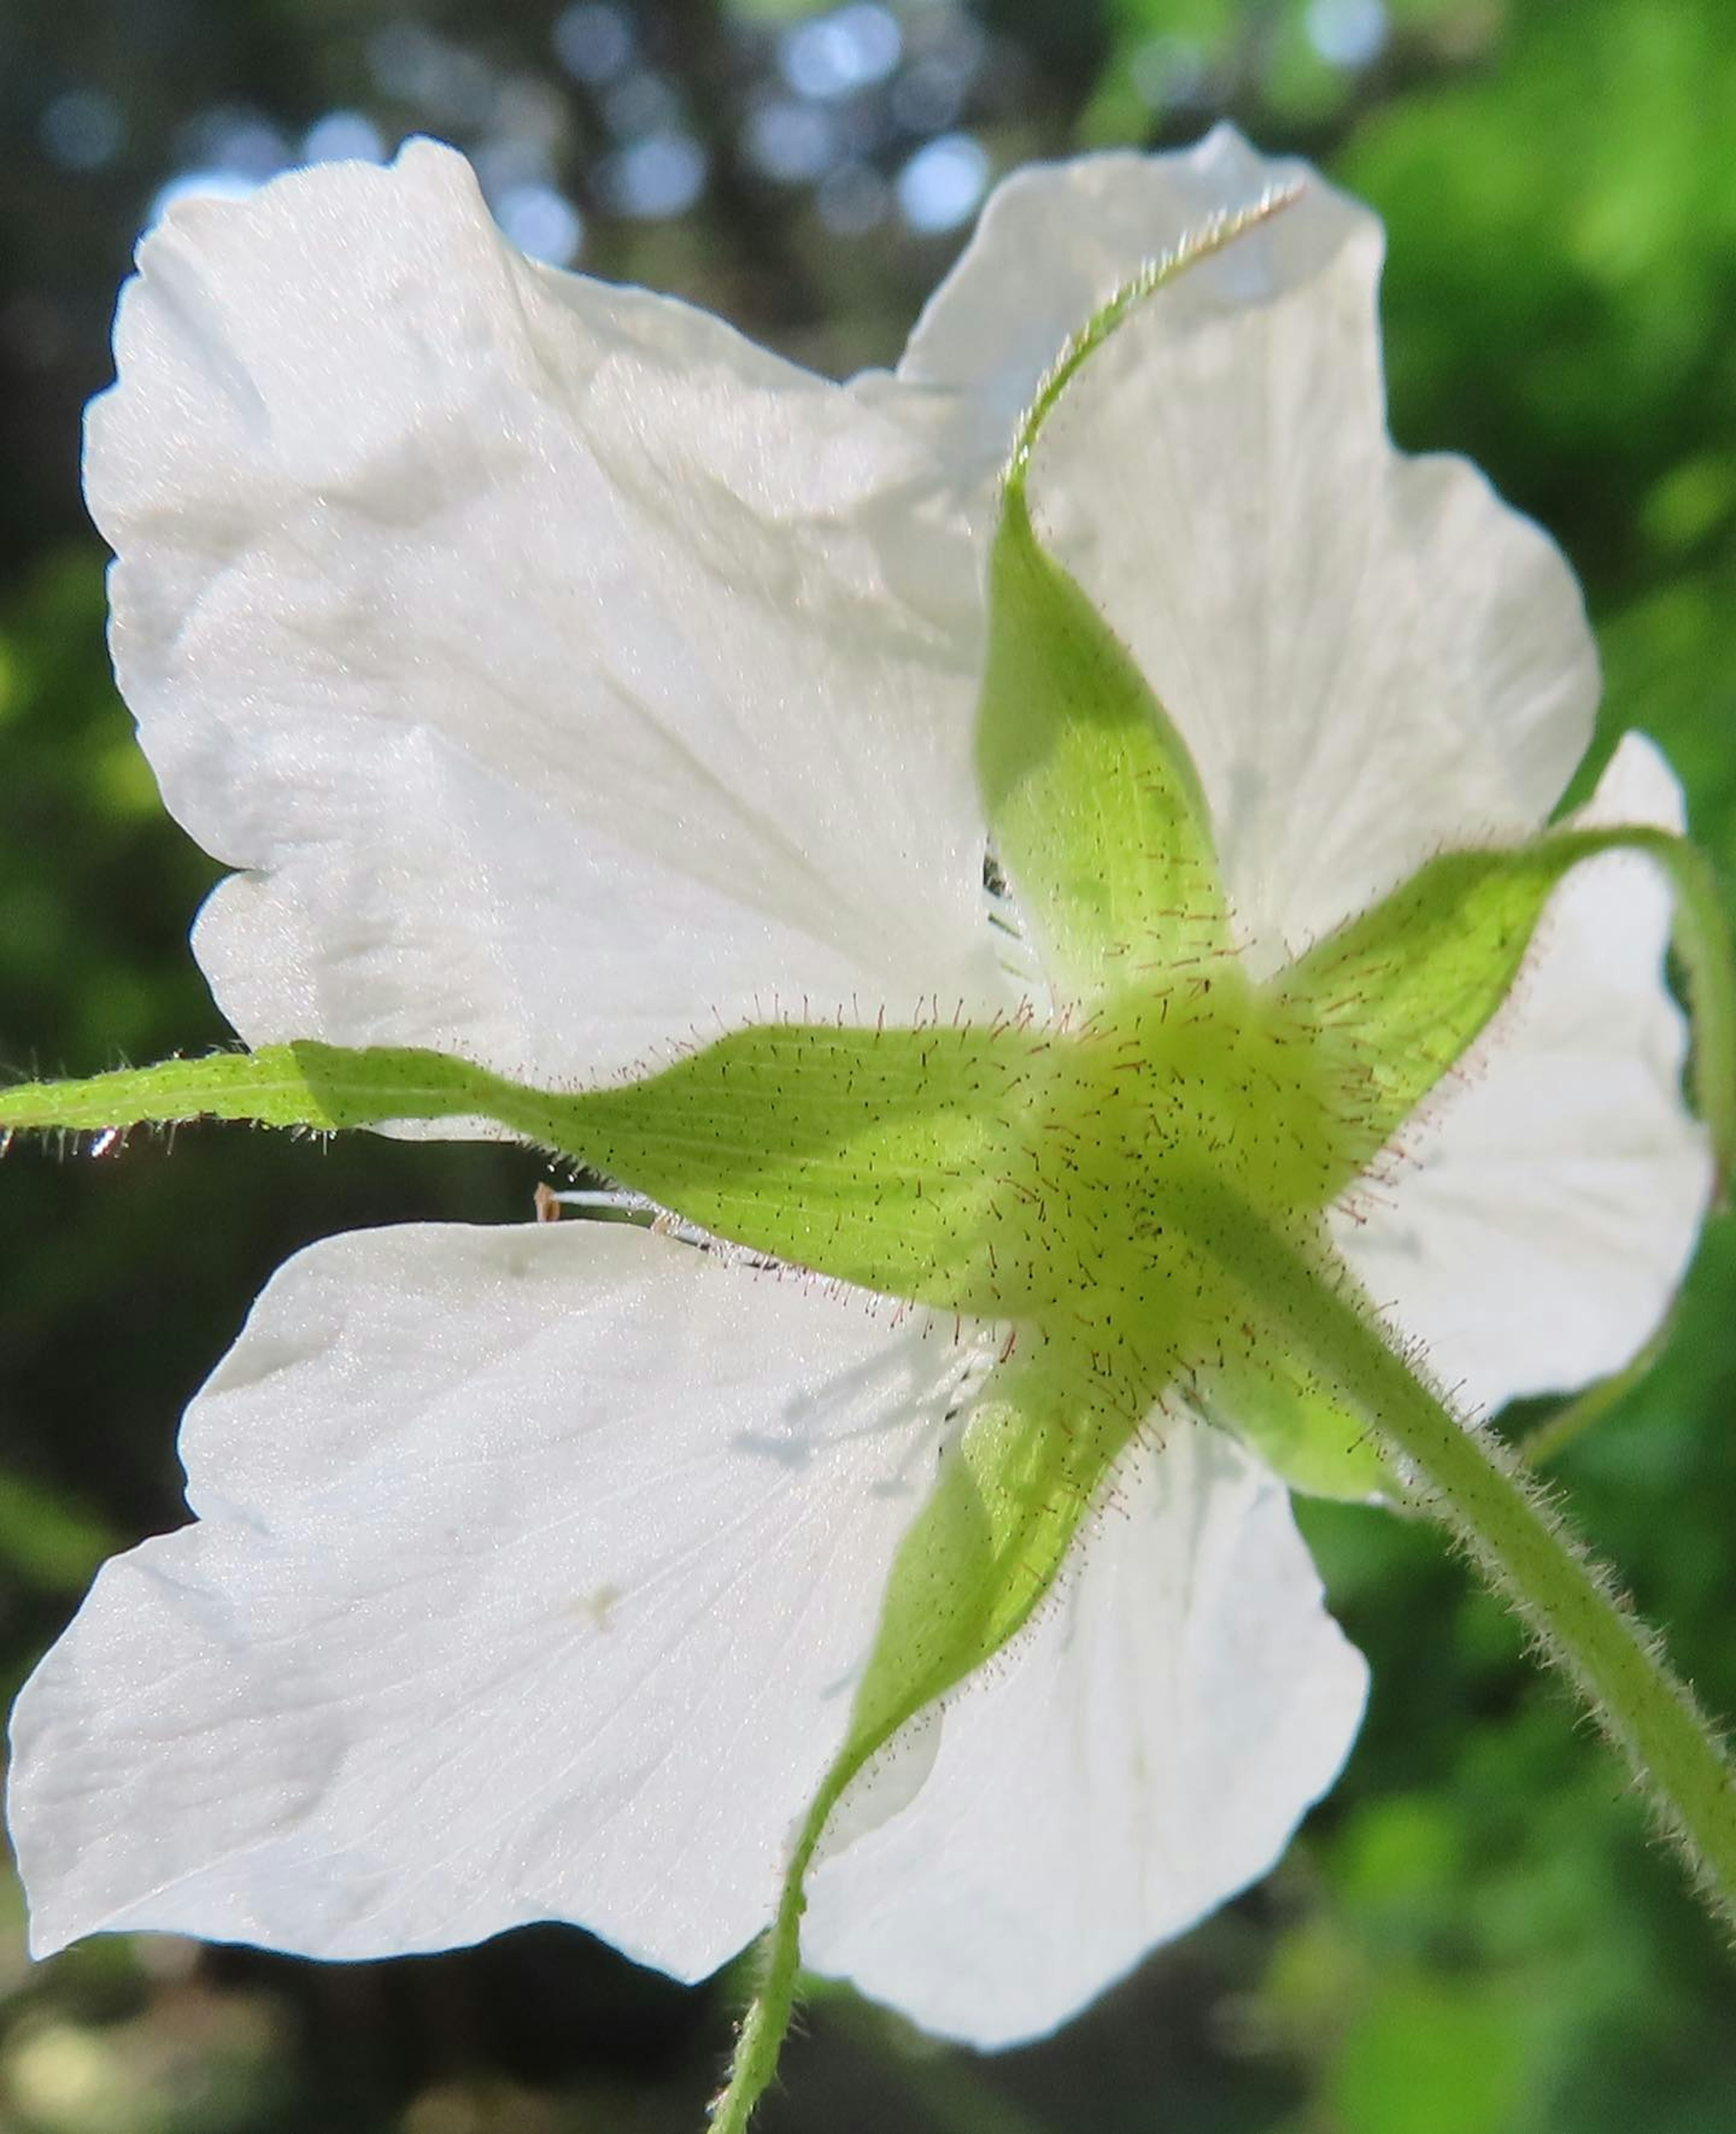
[2,126,1730,2131]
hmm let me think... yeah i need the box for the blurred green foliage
[1,0,1734,2129]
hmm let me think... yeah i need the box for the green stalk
[708,1777,844,2133]
[1185,1184,1736,1923]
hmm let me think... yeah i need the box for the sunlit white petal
[901,124,1599,965]
[1334,733,1712,1414]
[9,1220,982,1972]
[802,1421,1368,2046]
[89,141,1008,1091]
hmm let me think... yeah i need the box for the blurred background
[1,0,1734,2127]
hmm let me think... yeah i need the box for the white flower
[7,126,1709,2050]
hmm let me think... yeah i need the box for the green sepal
[0,1029,1043,1310]
[969,192,1302,1012]
[557,1021,1045,1307]
[718,1320,1159,2134]
[1278,821,1736,1195]
[844,1321,1138,1751]
[1209,1360,1393,1501]
[975,485,1231,1001]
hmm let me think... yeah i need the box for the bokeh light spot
[1305,0,1388,70]
[39,90,124,173]
[603,131,708,218]
[744,99,839,184]
[302,110,388,165]
[553,2,634,87]
[780,4,903,101]
[1130,36,1209,110]
[895,130,988,234]
[495,181,585,266]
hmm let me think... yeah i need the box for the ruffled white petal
[1333,733,1713,1416]
[800,1421,1368,2047]
[89,141,1008,1089]
[900,125,1599,965]
[8,1220,985,1973]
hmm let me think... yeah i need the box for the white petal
[89,142,1007,1088]
[9,1220,984,1973]
[1333,733,1713,1416]
[900,125,1599,964]
[800,1422,1368,2047]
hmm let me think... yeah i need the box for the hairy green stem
[1188,1185,1736,1923]
[709,1778,844,2132]
[715,1186,1736,2134]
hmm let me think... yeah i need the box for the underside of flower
[1,126,1729,2124]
